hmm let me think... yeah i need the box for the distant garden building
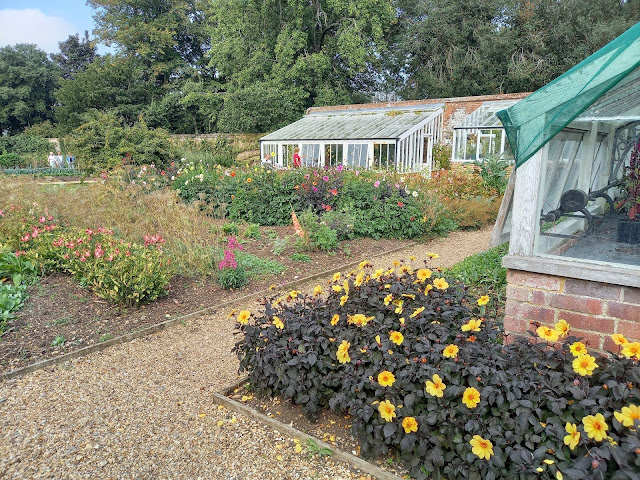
[260,105,444,172]
[259,92,530,172]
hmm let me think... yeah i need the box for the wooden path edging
[213,379,404,480]
[1,242,415,381]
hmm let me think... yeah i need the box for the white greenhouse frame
[259,106,444,173]
[452,101,518,163]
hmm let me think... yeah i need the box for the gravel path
[0,226,492,480]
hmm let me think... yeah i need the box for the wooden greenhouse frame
[493,22,640,350]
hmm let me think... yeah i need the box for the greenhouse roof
[497,22,640,167]
[260,107,443,142]
[455,100,519,129]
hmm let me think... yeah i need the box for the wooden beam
[490,169,516,247]
[509,148,545,256]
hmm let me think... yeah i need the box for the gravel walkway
[0,226,492,480]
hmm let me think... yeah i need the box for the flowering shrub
[5,211,172,307]
[217,236,248,289]
[234,259,640,480]
[173,166,429,238]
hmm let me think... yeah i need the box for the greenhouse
[494,22,640,347]
[451,100,518,162]
[259,105,444,172]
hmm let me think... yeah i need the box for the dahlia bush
[234,258,640,480]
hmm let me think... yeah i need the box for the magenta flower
[323,175,329,182]
[374,180,380,188]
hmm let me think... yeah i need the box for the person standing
[48,152,57,168]
[56,152,63,168]
[66,152,75,169]
[293,147,301,168]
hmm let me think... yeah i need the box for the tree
[55,55,154,132]
[143,78,223,134]
[217,80,308,133]
[0,44,58,134]
[393,0,639,100]
[50,31,98,80]
[206,0,396,130]
[88,0,210,85]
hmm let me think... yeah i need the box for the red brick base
[504,270,640,351]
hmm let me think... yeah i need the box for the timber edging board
[1,242,415,381]
[213,379,404,480]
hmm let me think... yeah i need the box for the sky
[0,1,103,54]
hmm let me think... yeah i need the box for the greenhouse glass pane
[346,144,369,168]
[301,144,321,167]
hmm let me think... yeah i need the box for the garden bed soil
[0,229,411,373]
[227,383,408,478]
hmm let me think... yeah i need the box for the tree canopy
[0,44,58,134]
[1,0,638,136]
[50,31,98,80]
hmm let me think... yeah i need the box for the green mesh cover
[497,22,640,168]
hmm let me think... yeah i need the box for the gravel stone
[0,227,491,479]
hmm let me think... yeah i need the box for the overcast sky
[0,1,99,53]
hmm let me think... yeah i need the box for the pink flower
[312,186,318,192]
[0,210,4,217]
[329,188,338,196]
[322,176,329,182]
[47,215,53,221]
[63,254,69,259]
[39,216,46,223]
[355,170,360,176]
[227,237,243,251]
[218,249,238,270]
[86,228,94,236]
[374,181,380,188]
[398,202,404,207]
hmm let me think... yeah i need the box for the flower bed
[171,162,495,239]
[233,258,640,480]
[2,209,171,307]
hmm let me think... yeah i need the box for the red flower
[398,202,404,207]
[231,172,236,177]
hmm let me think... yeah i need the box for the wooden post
[509,148,545,256]
[490,169,516,247]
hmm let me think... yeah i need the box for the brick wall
[504,270,640,351]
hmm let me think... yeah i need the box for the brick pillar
[504,270,640,351]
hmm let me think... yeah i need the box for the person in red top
[293,147,301,168]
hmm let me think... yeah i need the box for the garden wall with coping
[504,270,640,351]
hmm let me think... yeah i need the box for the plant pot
[617,218,640,244]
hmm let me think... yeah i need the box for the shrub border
[213,377,404,480]
[1,241,415,381]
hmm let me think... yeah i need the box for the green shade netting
[497,22,640,168]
